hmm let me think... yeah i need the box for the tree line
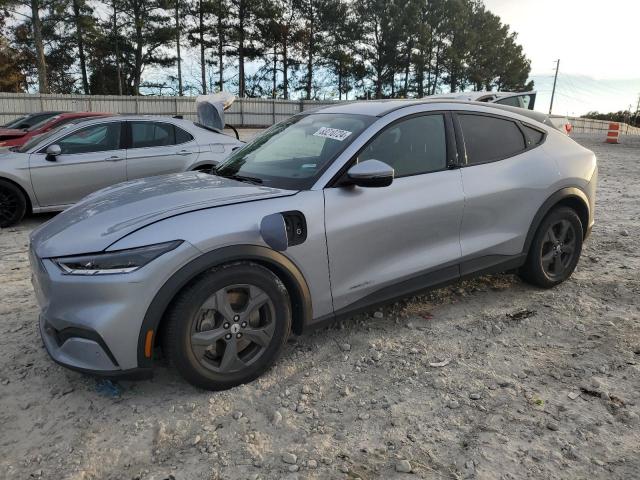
[0,0,533,99]
[582,110,640,128]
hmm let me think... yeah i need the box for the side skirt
[306,253,526,332]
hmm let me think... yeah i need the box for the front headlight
[52,240,183,275]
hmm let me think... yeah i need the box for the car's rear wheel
[520,207,583,288]
[0,179,27,228]
[162,263,291,390]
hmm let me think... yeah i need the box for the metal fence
[0,92,338,127]
[1,92,639,135]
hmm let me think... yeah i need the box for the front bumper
[39,314,152,379]
[30,241,201,375]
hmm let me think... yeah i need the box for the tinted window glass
[175,126,194,144]
[25,120,87,153]
[459,114,525,164]
[56,123,121,154]
[43,116,79,131]
[6,113,55,129]
[359,114,447,177]
[495,94,534,110]
[26,113,55,127]
[130,122,175,148]
[523,125,544,146]
[28,116,60,132]
[4,115,28,129]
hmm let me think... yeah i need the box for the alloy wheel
[0,187,19,225]
[540,219,577,280]
[189,284,276,373]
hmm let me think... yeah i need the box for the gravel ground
[1,133,639,480]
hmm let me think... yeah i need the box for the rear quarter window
[522,124,545,146]
[175,126,194,144]
[458,114,526,165]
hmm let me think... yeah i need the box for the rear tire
[0,179,27,228]
[520,207,583,288]
[162,262,291,390]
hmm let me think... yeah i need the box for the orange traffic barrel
[606,123,620,144]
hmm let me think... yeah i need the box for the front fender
[0,157,38,209]
[135,245,313,369]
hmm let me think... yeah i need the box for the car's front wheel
[520,206,583,288]
[0,179,27,228]
[162,262,291,390]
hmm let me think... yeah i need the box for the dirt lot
[1,133,639,480]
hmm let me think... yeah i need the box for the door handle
[176,149,192,156]
[106,155,124,162]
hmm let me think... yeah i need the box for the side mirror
[346,159,394,188]
[45,144,61,161]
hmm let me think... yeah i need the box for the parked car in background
[28,99,596,390]
[2,111,66,130]
[429,91,537,110]
[0,115,243,226]
[0,112,111,148]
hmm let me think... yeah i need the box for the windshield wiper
[214,169,263,185]
[229,174,263,185]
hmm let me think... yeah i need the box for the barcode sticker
[313,127,353,141]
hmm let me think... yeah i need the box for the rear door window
[130,122,176,148]
[458,114,526,165]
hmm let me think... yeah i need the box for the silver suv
[29,100,597,390]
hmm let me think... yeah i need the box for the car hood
[30,172,297,257]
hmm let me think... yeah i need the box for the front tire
[0,179,27,228]
[162,262,291,390]
[520,207,583,288]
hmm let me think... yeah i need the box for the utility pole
[114,0,123,96]
[549,59,560,115]
[175,0,183,96]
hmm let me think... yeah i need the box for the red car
[0,112,113,148]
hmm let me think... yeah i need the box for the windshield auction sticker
[313,127,353,141]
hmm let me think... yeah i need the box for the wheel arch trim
[136,244,313,368]
[523,187,591,254]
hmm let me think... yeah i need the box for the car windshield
[27,116,59,132]
[3,115,28,129]
[215,113,374,190]
[15,121,79,153]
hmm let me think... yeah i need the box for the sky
[483,0,640,115]
[136,0,640,116]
